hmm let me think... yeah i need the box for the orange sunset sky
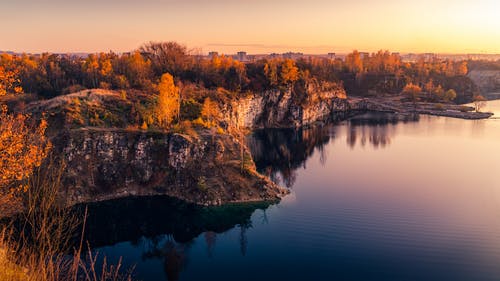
[2,0,499,54]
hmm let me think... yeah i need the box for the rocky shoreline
[348,96,494,120]
[4,87,494,214]
[57,128,288,207]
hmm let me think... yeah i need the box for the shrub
[180,99,202,120]
[197,176,207,192]
[192,117,209,128]
[459,106,470,112]
[171,120,198,137]
[434,103,444,111]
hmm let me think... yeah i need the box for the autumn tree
[432,85,445,101]
[472,94,487,112]
[280,59,299,86]
[402,83,421,104]
[124,51,153,89]
[0,74,51,194]
[156,73,179,128]
[140,41,192,77]
[82,54,100,88]
[442,89,457,102]
[457,61,468,76]
[0,65,23,96]
[200,97,221,127]
[264,60,279,87]
[345,50,363,73]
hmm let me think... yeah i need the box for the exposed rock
[58,129,288,206]
[468,70,500,94]
[348,97,494,120]
[223,81,348,129]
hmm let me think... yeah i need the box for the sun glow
[1,0,499,54]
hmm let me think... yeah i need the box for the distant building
[208,51,219,58]
[359,52,370,59]
[328,53,336,59]
[282,52,304,60]
[236,51,248,61]
[422,53,436,60]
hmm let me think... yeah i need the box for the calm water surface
[89,100,500,281]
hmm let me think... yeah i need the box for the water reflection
[84,102,500,281]
[78,196,266,247]
[75,196,269,280]
[248,112,419,186]
[143,238,188,281]
[346,113,419,149]
[247,125,333,187]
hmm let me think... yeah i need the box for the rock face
[37,83,349,207]
[223,81,348,128]
[58,129,287,206]
[468,70,500,94]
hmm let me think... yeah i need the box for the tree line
[0,42,479,102]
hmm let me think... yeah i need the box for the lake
[88,100,500,281]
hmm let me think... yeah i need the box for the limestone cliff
[468,70,500,96]
[223,81,348,129]
[57,128,287,206]
[27,84,349,207]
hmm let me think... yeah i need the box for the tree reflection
[143,238,188,281]
[204,231,217,258]
[248,113,419,187]
[247,126,333,188]
[77,196,272,248]
[73,197,273,280]
[347,112,418,149]
[236,220,252,257]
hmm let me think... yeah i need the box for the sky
[1,0,499,54]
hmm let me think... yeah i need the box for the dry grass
[0,229,132,281]
[28,89,120,111]
[0,235,29,281]
[0,157,133,281]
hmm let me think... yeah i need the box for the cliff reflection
[77,196,267,248]
[347,113,419,149]
[247,126,334,188]
[248,112,419,187]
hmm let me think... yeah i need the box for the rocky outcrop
[468,70,500,95]
[348,97,494,120]
[223,81,348,129]
[58,128,287,206]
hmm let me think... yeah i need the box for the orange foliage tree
[0,65,23,96]
[0,71,51,193]
[156,73,180,128]
[280,59,299,86]
[200,97,221,127]
[401,83,422,104]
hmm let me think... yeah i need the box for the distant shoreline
[349,96,494,120]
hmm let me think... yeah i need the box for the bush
[191,117,209,128]
[434,103,444,111]
[197,176,207,192]
[171,120,198,137]
[459,106,471,112]
[180,99,202,120]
